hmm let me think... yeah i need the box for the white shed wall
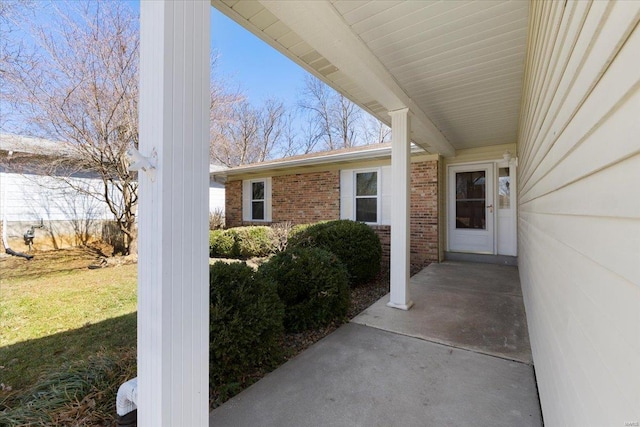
[518,1,640,426]
[0,171,112,222]
[208,179,225,213]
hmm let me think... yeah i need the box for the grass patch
[0,249,137,426]
[0,264,137,348]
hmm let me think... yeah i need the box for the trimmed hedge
[209,226,276,258]
[258,247,350,332]
[209,262,284,387]
[287,220,382,286]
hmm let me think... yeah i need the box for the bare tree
[211,97,289,167]
[298,75,364,150]
[209,56,245,165]
[0,0,35,131]
[3,0,139,254]
[361,114,391,144]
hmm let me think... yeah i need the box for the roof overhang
[215,143,432,181]
[211,0,530,157]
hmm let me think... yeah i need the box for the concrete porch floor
[209,262,542,427]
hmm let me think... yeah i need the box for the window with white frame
[242,178,271,222]
[251,180,265,220]
[355,171,378,223]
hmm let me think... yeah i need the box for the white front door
[448,163,495,254]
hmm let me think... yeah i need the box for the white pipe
[116,377,138,416]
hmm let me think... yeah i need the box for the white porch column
[138,2,210,426]
[387,108,413,310]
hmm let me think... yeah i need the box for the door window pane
[455,171,486,229]
[498,167,510,209]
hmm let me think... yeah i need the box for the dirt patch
[0,243,134,282]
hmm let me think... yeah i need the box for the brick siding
[410,160,439,271]
[272,171,340,224]
[225,180,242,227]
[224,160,439,273]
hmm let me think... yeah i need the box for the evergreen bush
[288,220,382,286]
[258,247,350,332]
[209,262,284,387]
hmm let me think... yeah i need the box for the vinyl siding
[208,179,225,214]
[518,1,640,426]
[0,172,112,222]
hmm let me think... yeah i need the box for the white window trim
[242,178,272,222]
[250,179,266,221]
[353,168,381,225]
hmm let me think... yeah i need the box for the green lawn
[0,254,137,424]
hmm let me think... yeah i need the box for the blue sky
[211,9,308,108]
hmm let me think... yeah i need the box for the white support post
[138,2,210,426]
[387,108,413,310]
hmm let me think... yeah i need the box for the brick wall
[410,160,439,271]
[225,180,242,227]
[272,171,340,224]
[369,159,439,274]
[224,160,439,273]
[370,225,391,268]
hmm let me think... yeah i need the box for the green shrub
[258,247,350,332]
[209,229,236,257]
[288,220,382,286]
[288,221,328,241]
[209,226,276,258]
[235,226,275,258]
[209,262,284,387]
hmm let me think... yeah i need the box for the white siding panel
[380,165,391,225]
[208,180,225,214]
[518,1,640,426]
[0,172,112,222]
[264,177,272,222]
[339,170,353,220]
[242,180,250,221]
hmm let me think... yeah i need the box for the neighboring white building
[209,164,226,214]
[1,134,226,250]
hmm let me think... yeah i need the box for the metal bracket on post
[127,147,157,182]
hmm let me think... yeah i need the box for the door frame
[446,159,518,256]
[447,162,496,254]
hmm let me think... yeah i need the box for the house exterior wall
[272,171,340,224]
[518,2,640,426]
[225,180,242,227]
[409,160,438,270]
[224,158,439,272]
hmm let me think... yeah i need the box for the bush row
[209,226,275,258]
[210,220,382,287]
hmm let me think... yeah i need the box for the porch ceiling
[212,0,530,156]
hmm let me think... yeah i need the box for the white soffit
[211,0,529,155]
